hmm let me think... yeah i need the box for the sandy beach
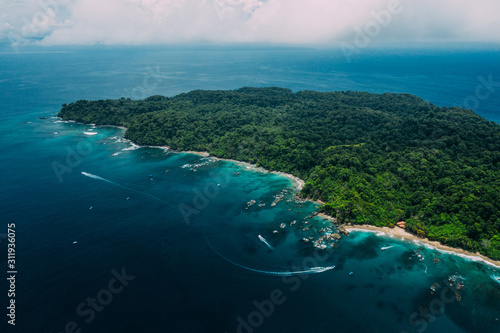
[184,151,210,157]
[180,149,500,268]
[181,151,305,190]
[218,157,305,190]
[73,123,498,270]
[342,222,500,268]
[79,121,303,191]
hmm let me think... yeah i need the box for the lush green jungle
[59,87,500,259]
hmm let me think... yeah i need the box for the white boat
[258,235,274,250]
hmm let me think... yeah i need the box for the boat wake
[204,233,335,276]
[81,172,174,207]
[258,235,274,251]
[82,171,334,277]
[243,265,336,276]
[81,172,113,183]
[491,274,500,285]
[381,246,395,251]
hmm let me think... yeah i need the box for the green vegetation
[58,87,500,259]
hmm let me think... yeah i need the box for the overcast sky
[2,0,500,46]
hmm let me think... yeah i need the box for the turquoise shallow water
[0,46,499,332]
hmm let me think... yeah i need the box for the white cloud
[1,0,499,46]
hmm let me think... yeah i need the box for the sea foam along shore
[343,223,500,268]
[206,151,500,268]
[68,120,498,268]
[180,151,305,190]
[57,119,305,190]
[159,147,500,269]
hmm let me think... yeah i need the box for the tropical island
[58,87,500,260]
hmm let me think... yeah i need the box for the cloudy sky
[1,0,500,46]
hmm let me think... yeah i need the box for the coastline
[176,150,305,190]
[56,117,305,190]
[343,223,500,268]
[190,150,500,269]
[137,143,500,269]
[209,156,305,190]
[61,118,500,268]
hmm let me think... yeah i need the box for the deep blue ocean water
[0,45,499,333]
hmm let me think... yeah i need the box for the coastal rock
[338,225,350,236]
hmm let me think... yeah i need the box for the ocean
[0,45,499,333]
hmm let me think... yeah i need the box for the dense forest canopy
[59,87,500,259]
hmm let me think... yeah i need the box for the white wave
[180,160,215,170]
[349,229,500,268]
[381,246,394,251]
[122,143,140,151]
[418,242,500,268]
[143,145,170,152]
[258,235,274,251]
[112,152,121,156]
[491,274,500,284]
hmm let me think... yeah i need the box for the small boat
[73,241,78,244]
[349,272,353,276]
[258,235,274,250]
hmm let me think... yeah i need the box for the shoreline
[189,150,500,268]
[204,155,305,190]
[132,144,500,269]
[59,118,500,268]
[342,223,500,268]
[55,117,305,190]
